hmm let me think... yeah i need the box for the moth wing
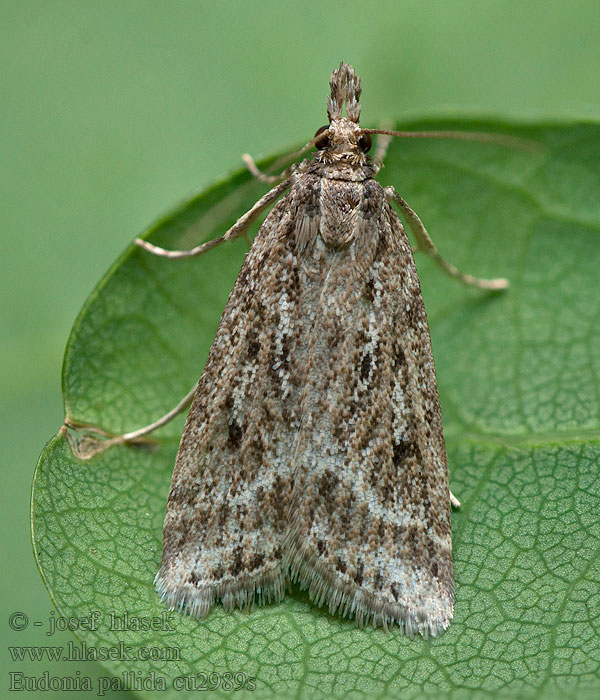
[156,194,303,617]
[284,195,453,637]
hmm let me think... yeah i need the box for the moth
[77,63,511,637]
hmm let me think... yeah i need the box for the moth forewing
[282,180,453,637]
[155,194,299,617]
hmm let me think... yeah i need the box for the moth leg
[64,382,199,459]
[242,153,285,184]
[450,490,461,508]
[385,186,509,290]
[243,132,321,184]
[372,122,394,174]
[135,177,291,259]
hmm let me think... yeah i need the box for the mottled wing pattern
[155,193,305,617]
[284,177,453,637]
[156,169,453,637]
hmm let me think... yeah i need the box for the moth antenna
[360,128,540,152]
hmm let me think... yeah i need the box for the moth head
[312,63,373,163]
[313,121,372,161]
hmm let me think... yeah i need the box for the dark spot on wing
[168,484,198,507]
[229,546,244,576]
[364,277,375,303]
[217,501,229,529]
[354,561,364,586]
[228,419,243,448]
[374,569,383,590]
[393,344,406,369]
[393,440,415,467]
[249,552,265,571]
[360,353,372,381]
[317,470,339,501]
[248,339,260,357]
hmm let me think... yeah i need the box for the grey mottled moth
[74,63,512,637]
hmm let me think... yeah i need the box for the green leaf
[32,118,600,700]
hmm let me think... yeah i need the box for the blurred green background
[2,1,600,697]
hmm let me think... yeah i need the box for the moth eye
[358,133,372,153]
[314,125,331,149]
